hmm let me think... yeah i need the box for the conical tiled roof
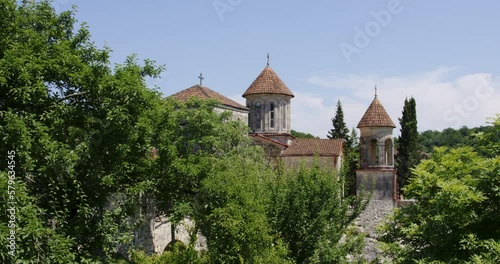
[242,66,294,98]
[171,85,248,111]
[357,96,396,128]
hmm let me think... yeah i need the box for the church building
[171,60,344,172]
[169,57,396,186]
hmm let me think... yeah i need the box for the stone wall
[281,156,341,172]
[356,169,396,200]
[214,106,248,124]
[355,199,395,262]
[135,215,207,254]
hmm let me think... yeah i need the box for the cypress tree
[328,100,351,149]
[328,100,357,197]
[396,97,420,192]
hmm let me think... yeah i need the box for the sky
[55,0,499,137]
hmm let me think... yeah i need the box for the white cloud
[296,68,499,137]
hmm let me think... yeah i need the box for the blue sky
[56,0,500,137]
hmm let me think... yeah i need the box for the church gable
[172,84,249,111]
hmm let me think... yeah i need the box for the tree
[196,145,291,263]
[474,114,500,157]
[328,100,351,150]
[0,172,76,263]
[268,163,365,263]
[380,117,500,263]
[396,97,420,192]
[0,0,164,261]
[147,98,291,263]
[380,146,500,263]
[419,119,500,157]
[341,128,359,197]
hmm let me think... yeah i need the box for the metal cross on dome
[198,73,204,86]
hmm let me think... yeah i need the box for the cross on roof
[198,73,204,85]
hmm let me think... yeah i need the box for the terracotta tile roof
[281,138,343,157]
[357,97,396,128]
[171,85,249,111]
[242,66,294,97]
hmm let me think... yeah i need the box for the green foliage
[197,147,290,263]
[0,0,164,261]
[380,145,500,263]
[269,163,365,263]
[130,242,206,264]
[341,128,359,197]
[327,100,351,148]
[327,101,356,202]
[471,114,500,158]
[146,98,291,263]
[291,129,317,139]
[396,97,420,192]
[0,172,76,263]
[419,120,499,157]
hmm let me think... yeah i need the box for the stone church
[172,62,345,172]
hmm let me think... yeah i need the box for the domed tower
[243,56,294,144]
[356,90,397,200]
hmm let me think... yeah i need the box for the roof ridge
[171,85,249,111]
[197,85,211,99]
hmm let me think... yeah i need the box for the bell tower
[242,55,294,144]
[356,91,397,200]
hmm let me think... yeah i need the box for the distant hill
[291,130,318,139]
[419,125,498,156]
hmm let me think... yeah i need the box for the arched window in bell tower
[270,102,275,128]
[385,139,393,166]
[255,102,261,129]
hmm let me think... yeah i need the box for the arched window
[255,102,261,129]
[385,139,393,166]
[270,102,275,128]
[369,139,377,165]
